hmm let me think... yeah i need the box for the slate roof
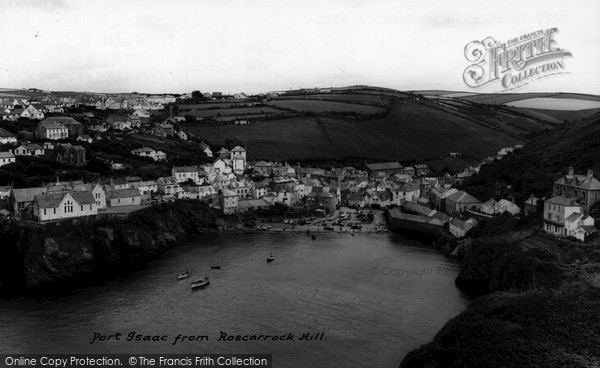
[0,152,15,159]
[42,117,81,126]
[35,191,95,209]
[365,162,403,171]
[109,188,141,198]
[446,191,481,204]
[12,187,45,203]
[0,127,16,137]
[554,174,600,191]
[545,196,580,207]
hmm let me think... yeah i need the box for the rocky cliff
[0,201,219,291]
[400,223,600,368]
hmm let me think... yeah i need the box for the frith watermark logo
[463,28,572,91]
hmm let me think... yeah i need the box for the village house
[252,182,270,198]
[53,143,86,164]
[20,104,45,120]
[32,191,97,222]
[129,180,158,195]
[0,151,15,167]
[108,188,142,206]
[85,121,108,132]
[131,147,166,161]
[365,162,404,177]
[35,120,68,140]
[177,130,188,140]
[230,146,247,175]
[237,198,272,213]
[172,166,203,185]
[14,144,44,156]
[254,161,274,176]
[10,187,46,218]
[179,184,216,200]
[444,190,481,215]
[0,186,11,200]
[543,196,596,240]
[391,182,421,205]
[220,189,238,214]
[449,217,478,238]
[523,196,540,215]
[0,127,17,144]
[157,176,181,195]
[229,180,252,199]
[76,134,93,144]
[152,123,174,138]
[430,187,458,213]
[348,191,367,208]
[306,190,339,214]
[552,167,600,213]
[42,117,83,137]
[200,142,213,157]
[414,164,429,176]
[132,108,150,118]
[46,181,107,209]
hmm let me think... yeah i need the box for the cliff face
[400,225,600,368]
[0,201,219,290]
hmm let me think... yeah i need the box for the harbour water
[0,232,467,367]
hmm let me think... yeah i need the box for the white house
[391,182,420,205]
[157,176,181,195]
[0,152,16,167]
[129,180,158,195]
[108,188,142,206]
[14,144,44,156]
[32,191,98,222]
[36,120,68,140]
[132,109,150,118]
[172,166,202,185]
[449,217,478,238]
[131,147,166,161]
[0,127,17,144]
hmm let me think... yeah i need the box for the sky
[1,0,599,94]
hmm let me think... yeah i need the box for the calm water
[0,232,467,368]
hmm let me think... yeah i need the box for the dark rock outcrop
[0,201,219,291]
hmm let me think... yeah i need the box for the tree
[191,90,202,99]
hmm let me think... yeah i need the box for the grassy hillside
[184,91,558,162]
[460,111,600,205]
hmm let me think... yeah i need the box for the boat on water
[267,253,274,262]
[191,275,210,289]
[210,266,221,269]
[177,271,190,280]
[311,235,316,241]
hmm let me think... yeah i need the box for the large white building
[543,196,596,241]
[32,191,98,222]
[36,120,68,140]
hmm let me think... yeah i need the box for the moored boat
[191,275,210,289]
[177,271,190,280]
[267,252,274,262]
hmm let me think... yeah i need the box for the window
[44,209,46,215]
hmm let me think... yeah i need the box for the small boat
[191,275,210,289]
[177,271,190,280]
[267,253,274,262]
[210,266,221,269]
[311,235,316,241]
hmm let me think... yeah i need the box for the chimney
[588,169,594,179]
